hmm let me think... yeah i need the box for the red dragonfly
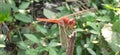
[37,16,75,48]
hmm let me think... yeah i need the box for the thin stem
[66,29,77,55]
[2,22,11,43]
[63,8,97,17]
[18,30,23,42]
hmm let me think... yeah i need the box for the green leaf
[15,13,33,23]
[109,32,120,52]
[81,12,96,22]
[102,23,120,52]
[36,24,47,34]
[26,48,38,55]
[112,20,120,32]
[19,2,30,9]
[87,48,96,55]
[0,34,6,44]
[21,27,30,34]
[61,52,66,55]
[7,0,18,12]
[92,3,98,9]
[90,30,99,34]
[48,41,60,47]
[17,49,26,55]
[49,48,57,55]
[87,22,98,31]
[115,51,119,55]
[48,24,59,37]
[65,3,70,10]
[96,16,111,22]
[56,6,65,11]
[0,3,11,22]
[103,4,113,9]
[43,9,56,18]
[18,41,28,50]
[24,34,39,43]
[76,46,82,55]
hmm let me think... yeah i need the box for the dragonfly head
[59,17,76,29]
[68,18,75,27]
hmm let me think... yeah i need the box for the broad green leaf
[56,6,71,17]
[96,16,111,22]
[36,24,47,34]
[61,52,66,55]
[103,4,113,10]
[110,32,120,52]
[56,6,65,11]
[43,9,56,18]
[82,12,96,17]
[21,27,30,34]
[19,2,30,9]
[48,41,60,47]
[24,34,39,43]
[0,3,11,22]
[18,49,26,55]
[112,20,120,32]
[87,22,98,31]
[18,41,28,50]
[98,10,107,15]
[102,4,119,10]
[81,12,96,22]
[0,44,5,48]
[7,0,18,12]
[0,34,6,44]
[15,13,33,23]
[92,3,98,9]
[115,51,119,55]
[101,23,120,52]
[65,3,70,10]
[87,48,96,55]
[25,48,38,55]
[49,48,57,55]
[90,30,99,34]
[48,24,59,37]
[76,46,82,55]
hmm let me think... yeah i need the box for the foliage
[0,0,120,55]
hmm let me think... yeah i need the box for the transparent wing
[59,21,68,49]
[59,20,75,49]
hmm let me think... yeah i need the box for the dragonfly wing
[59,22,68,49]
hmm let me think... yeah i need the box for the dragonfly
[37,16,76,49]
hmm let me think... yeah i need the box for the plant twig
[63,8,97,17]
[2,22,11,43]
[66,29,77,55]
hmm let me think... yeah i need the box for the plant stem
[2,22,11,43]
[66,29,77,55]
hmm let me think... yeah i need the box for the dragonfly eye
[68,19,75,26]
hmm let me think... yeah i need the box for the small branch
[78,1,88,9]
[2,22,10,32]
[63,8,97,17]
[66,29,77,55]
[2,22,11,43]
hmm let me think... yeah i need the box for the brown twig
[63,8,97,17]
[78,1,88,10]
[66,29,77,55]
[2,22,11,43]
